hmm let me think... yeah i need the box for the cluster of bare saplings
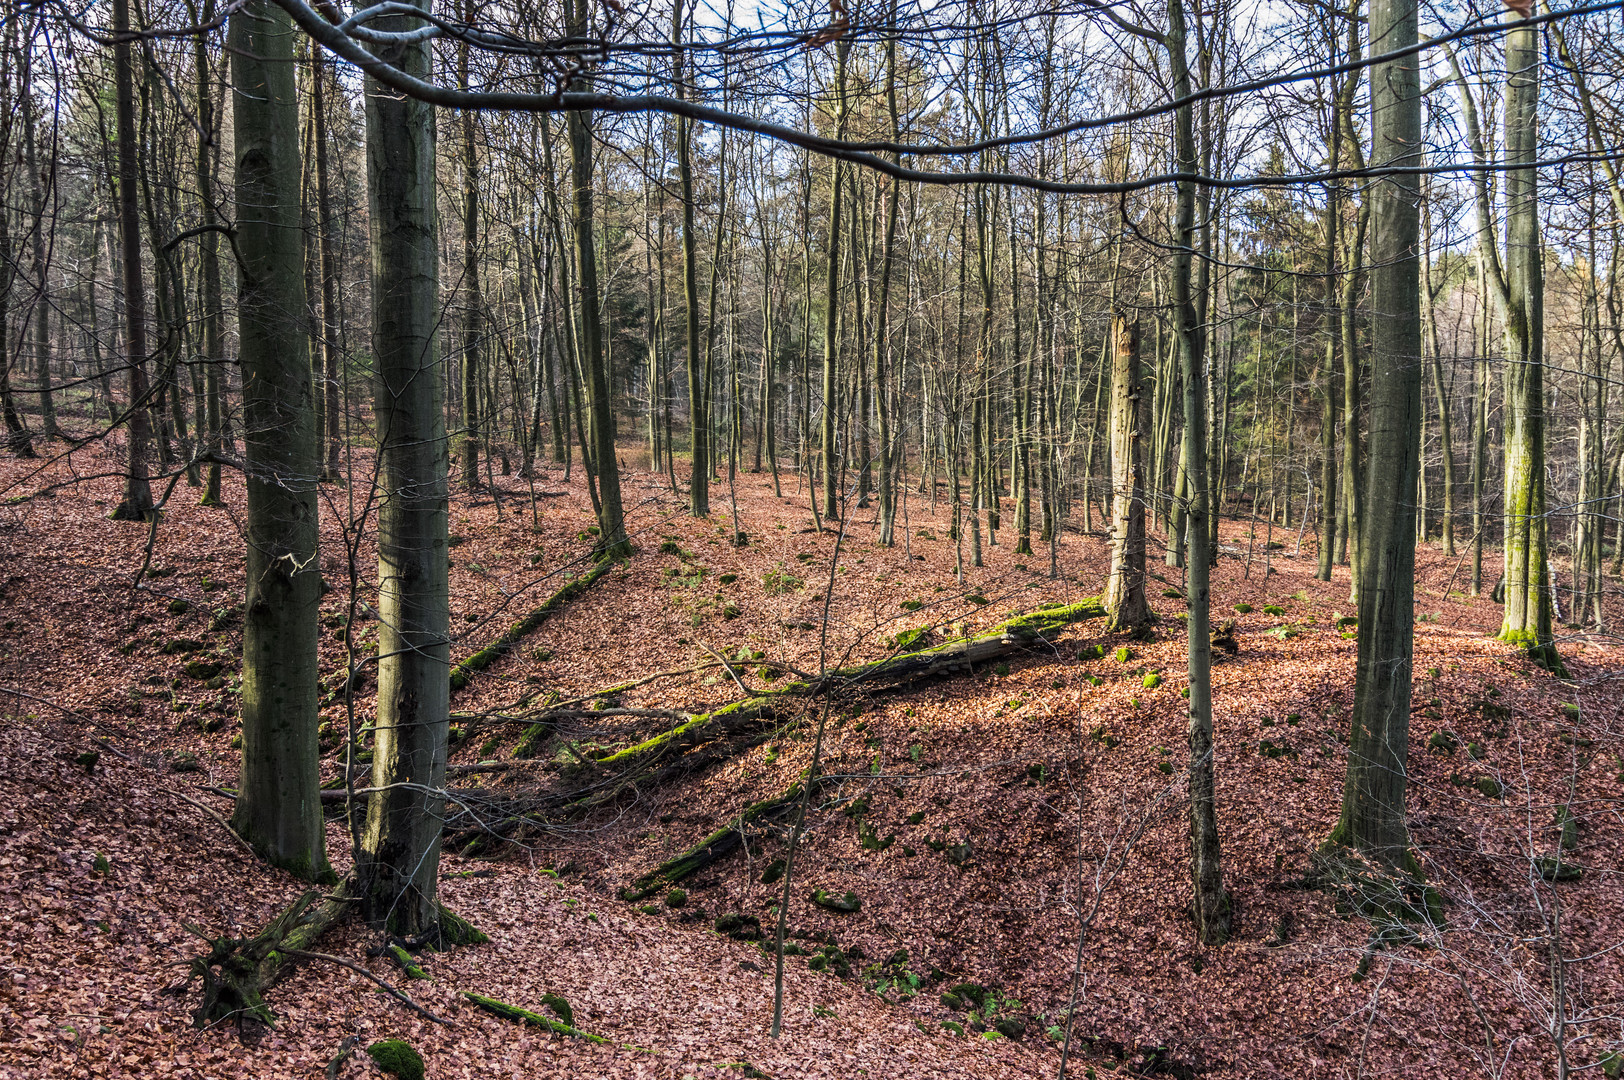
[2,0,1620,1061]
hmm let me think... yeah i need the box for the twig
[0,685,135,753]
[283,949,453,1025]
[698,641,752,698]
[168,787,255,856]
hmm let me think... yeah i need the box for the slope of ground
[0,443,1619,1080]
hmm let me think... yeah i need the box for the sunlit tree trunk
[1104,313,1149,632]
[1495,15,1562,672]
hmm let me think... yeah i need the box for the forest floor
[0,441,1620,1080]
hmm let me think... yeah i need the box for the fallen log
[620,780,813,901]
[586,600,1104,778]
[462,992,609,1043]
[450,558,615,692]
[449,602,1106,852]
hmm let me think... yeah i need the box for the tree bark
[1495,14,1563,672]
[1165,0,1229,946]
[1104,313,1149,632]
[358,0,452,935]
[566,0,630,560]
[1329,0,1423,871]
[228,0,329,879]
[109,0,153,520]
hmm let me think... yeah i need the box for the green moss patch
[366,1040,424,1080]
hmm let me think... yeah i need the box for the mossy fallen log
[462,992,609,1043]
[587,601,1102,778]
[449,559,615,692]
[621,781,811,901]
[592,697,780,770]
[824,599,1105,686]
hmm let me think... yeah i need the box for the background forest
[1,0,1622,1076]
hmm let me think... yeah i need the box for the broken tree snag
[449,558,615,692]
[621,781,813,901]
[461,992,609,1043]
[185,882,354,1027]
[1103,314,1150,634]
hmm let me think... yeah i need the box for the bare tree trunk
[310,45,343,482]
[358,0,451,935]
[192,0,224,506]
[1164,0,1228,946]
[109,0,153,520]
[567,0,630,559]
[1495,14,1563,673]
[228,0,329,880]
[1329,0,1423,873]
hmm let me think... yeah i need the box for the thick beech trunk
[358,0,452,935]
[228,0,329,880]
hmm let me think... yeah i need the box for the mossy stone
[76,751,100,771]
[810,889,860,913]
[1536,855,1582,882]
[1427,731,1457,755]
[666,887,688,908]
[715,912,762,940]
[1114,646,1133,663]
[366,1040,424,1080]
[183,659,223,681]
[1142,673,1162,689]
[993,1017,1025,1039]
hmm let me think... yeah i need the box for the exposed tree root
[183,883,484,1027]
[183,884,354,1027]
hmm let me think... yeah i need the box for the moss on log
[621,782,810,901]
[462,992,609,1042]
[449,559,615,692]
[590,601,1103,779]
